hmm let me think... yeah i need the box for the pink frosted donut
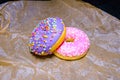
[54,27,90,60]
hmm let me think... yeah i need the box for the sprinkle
[28,44,32,47]
[41,51,44,54]
[45,26,50,30]
[36,46,39,49]
[43,20,46,23]
[35,51,38,54]
[35,37,39,40]
[32,49,35,52]
[43,45,46,48]
[50,30,53,33]
[31,42,34,46]
[48,23,51,27]
[53,25,56,29]
[43,48,46,51]
[53,30,57,33]
[32,33,35,36]
[36,28,39,31]
[40,44,43,47]
[43,40,47,43]
[49,47,51,50]
[43,35,48,38]
[41,26,45,30]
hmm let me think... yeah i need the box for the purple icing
[29,17,65,55]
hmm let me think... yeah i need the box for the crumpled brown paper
[0,0,120,80]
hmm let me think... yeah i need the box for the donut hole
[65,38,74,42]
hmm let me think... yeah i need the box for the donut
[28,17,66,56]
[54,27,90,60]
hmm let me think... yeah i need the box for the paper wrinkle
[0,0,120,80]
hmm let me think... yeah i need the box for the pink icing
[56,27,90,57]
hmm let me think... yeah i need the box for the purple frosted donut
[28,17,66,55]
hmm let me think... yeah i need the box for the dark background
[0,0,120,19]
[82,0,120,19]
